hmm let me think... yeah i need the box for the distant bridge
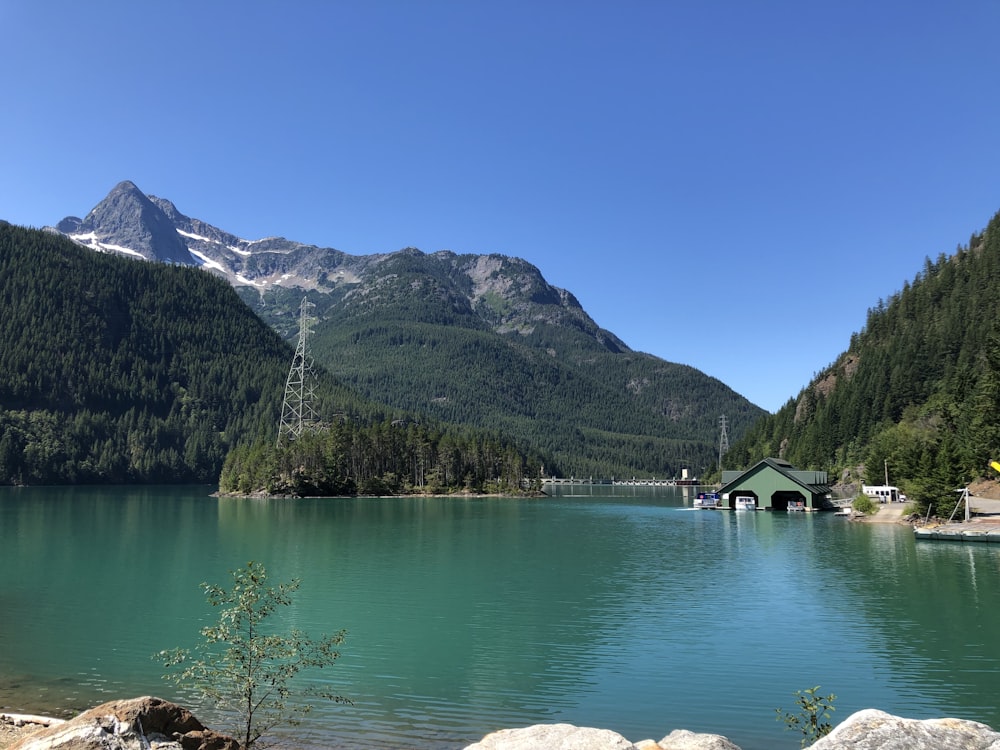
[541,477,700,487]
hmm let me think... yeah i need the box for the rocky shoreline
[4,697,1000,750]
[0,714,59,750]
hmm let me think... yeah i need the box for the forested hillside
[726,210,1000,515]
[0,223,544,491]
[316,321,753,479]
[0,223,294,482]
[246,250,763,479]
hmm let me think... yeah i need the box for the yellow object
[990,460,1000,474]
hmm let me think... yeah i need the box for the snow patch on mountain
[177,228,251,256]
[187,247,226,273]
[68,231,145,259]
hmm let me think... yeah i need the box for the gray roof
[720,457,831,496]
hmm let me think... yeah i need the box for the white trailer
[862,484,903,503]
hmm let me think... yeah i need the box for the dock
[913,495,1000,543]
[914,517,1000,543]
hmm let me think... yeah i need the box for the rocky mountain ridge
[50,181,624,354]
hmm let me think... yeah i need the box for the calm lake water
[2,484,999,749]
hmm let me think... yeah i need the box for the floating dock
[914,517,1000,543]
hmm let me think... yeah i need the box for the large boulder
[8,697,239,750]
[464,724,739,750]
[464,712,1000,750]
[465,723,638,750]
[810,709,1000,750]
[656,728,741,749]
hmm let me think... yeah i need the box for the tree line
[727,210,1000,517]
[219,419,542,496]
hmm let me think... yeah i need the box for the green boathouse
[719,457,833,511]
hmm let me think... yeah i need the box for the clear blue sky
[3,1,999,413]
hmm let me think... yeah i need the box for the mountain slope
[726,209,1000,513]
[51,181,767,478]
[0,222,347,483]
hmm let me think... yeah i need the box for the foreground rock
[464,710,1000,749]
[466,724,637,750]
[9,703,1000,750]
[464,724,739,750]
[8,697,238,750]
[811,709,1000,750]
[652,730,740,750]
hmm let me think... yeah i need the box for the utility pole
[277,298,318,446]
[718,415,729,471]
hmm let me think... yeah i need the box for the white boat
[694,492,721,509]
[734,497,756,511]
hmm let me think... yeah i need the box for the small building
[719,457,833,511]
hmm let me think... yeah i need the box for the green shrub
[776,685,837,747]
[852,494,879,515]
[157,562,348,749]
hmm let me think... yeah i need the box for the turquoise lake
[2,484,999,748]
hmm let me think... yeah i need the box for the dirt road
[862,495,1000,524]
[863,502,908,523]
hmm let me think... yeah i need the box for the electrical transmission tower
[277,298,319,446]
[718,415,730,470]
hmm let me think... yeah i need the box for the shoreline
[214,488,546,500]
[859,502,909,523]
[0,713,65,750]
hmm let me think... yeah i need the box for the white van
[862,485,902,503]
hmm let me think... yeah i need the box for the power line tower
[718,415,730,470]
[277,298,318,446]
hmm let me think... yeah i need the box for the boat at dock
[694,492,721,509]
[734,497,756,511]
